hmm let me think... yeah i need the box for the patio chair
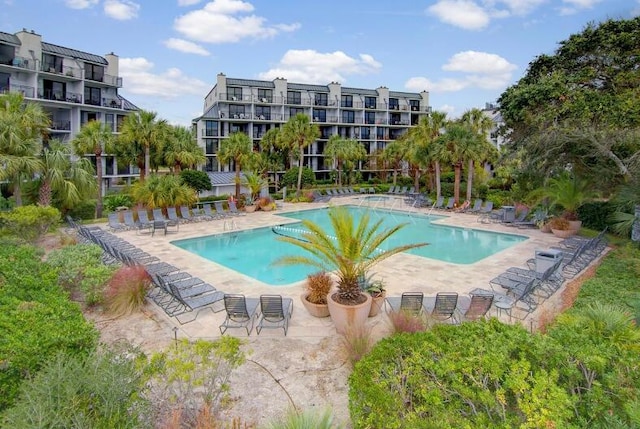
[167,207,182,225]
[228,200,246,216]
[385,292,424,316]
[136,209,154,230]
[162,276,225,324]
[423,292,459,323]
[386,185,396,194]
[443,197,455,210]
[368,187,376,194]
[219,294,260,335]
[256,294,294,336]
[202,203,218,220]
[454,294,494,323]
[107,212,127,232]
[312,190,331,202]
[179,205,199,223]
[467,199,484,214]
[504,207,529,225]
[214,201,230,218]
[152,208,179,233]
[431,196,445,210]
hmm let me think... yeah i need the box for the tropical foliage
[130,174,197,209]
[218,131,253,200]
[117,109,169,181]
[279,113,320,196]
[325,136,367,186]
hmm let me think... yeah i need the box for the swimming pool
[171,206,527,286]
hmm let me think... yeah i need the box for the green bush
[46,243,117,305]
[577,201,615,231]
[67,198,97,220]
[180,169,212,193]
[281,167,315,189]
[0,205,60,242]
[0,241,98,411]
[3,347,149,428]
[104,193,133,212]
[484,189,513,208]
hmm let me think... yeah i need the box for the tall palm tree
[260,127,286,190]
[164,125,205,173]
[279,114,320,196]
[380,140,407,186]
[436,121,476,204]
[413,111,448,198]
[38,141,96,211]
[72,120,114,218]
[218,132,253,200]
[325,136,367,186]
[461,108,495,201]
[0,92,50,206]
[118,110,168,181]
[276,206,427,303]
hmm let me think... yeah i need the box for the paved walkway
[116,195,565,341]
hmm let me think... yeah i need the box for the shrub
[387,310,427,333]
[2,346,149,428]
[0,205,60,242]
[104,193,133,212]
[263,408,339,429]
[549,216,571,230]
[180,169,212,193]
[281,167,315,189]
[67,198,97,220]
[105,265,152,316]
[342,326,373,367]
[305,272,333,305]
[577,201,615,231]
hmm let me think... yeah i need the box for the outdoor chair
[167,207,182,225]
[467,199,484,214]
[385,292,424,316]
[431,196,445,210]
[423,292,459,323]
[152,208,179,233]
[443,197,455,210]
[136,209,154,230]
[454,294,494,323]
[214,201,230,218]
[504,207,530,225]
[228,200,246,216]
[256,294,294,336]
[161,275,225,324]
[107,212,127,232]
[368,187,375,194]
[202,203,218,220]
[179,205,198,223]
[219,294,260,335]
[386,186,396,194]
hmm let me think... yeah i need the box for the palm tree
[118,110,168,181]
[276,206,427,303]
[412,111,447,198]
[218,132,253,200]
[461,108,495,201]
[130,174,196,209]
[71,120,114,218]
[0,92,50,206]
[38,141,96,211]
[279,114,320,196]
[164,125,205,173]
[325,136,367,186]
[380,140,407,186]
[436,121,476,204]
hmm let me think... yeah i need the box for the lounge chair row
[384,292,494,324]
[220,294,293,336]
[387,185,417,196]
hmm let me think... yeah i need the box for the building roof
[0,31,20,45]
[41,42,108,65]
[342,87,378,96]
[207,172,243,185]
[227,78,274,88]
[389,90,422,98]
[117,95,139,111]
[288,83,330,92]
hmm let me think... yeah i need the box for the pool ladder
[223,219,238,231]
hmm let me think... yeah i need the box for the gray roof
[117,94,139,111]
[342,87,378,96]
[288,83,329,92]
[207,172,245,185]
[0,31,20,45]
[227,78,274,88]
[41,42,108,65]
[389,90,421,99]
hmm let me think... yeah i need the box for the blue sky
[2,0,638,126]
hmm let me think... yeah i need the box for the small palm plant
[275,206,427,305]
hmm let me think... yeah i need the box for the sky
[2,0,638,126]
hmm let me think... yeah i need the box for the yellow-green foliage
[0,205,60,242]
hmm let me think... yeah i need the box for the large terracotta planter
[568,220,582,231]
[300,292,330,318]
[327,292,372,334]
[368,291,386,317]
[244,205,257,213]
[540,223,552,233]
[261,205,273,212]
[551,228,576,238]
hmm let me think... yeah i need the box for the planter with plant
[275,206,427,334]
[257,196,275,211]
[543,172,596,231]
[549,216,575,238]
[241,172,266,213]
[365,279,386,317]
[301,271,333,317]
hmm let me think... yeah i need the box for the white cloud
[104,0,140,20]
[405,51,516,93]
[163,38,210,56]
[119,57,210,99]
[178,0,202,5]
[173,0,300,43]
[427,0,490,30]
[257,50,381,84]
[65,0,98,9]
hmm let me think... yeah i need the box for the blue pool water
[171,206,527,286]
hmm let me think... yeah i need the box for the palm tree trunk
[466,159,474,202]
[38,180,51,206]
[144,145,151,179]
[13,181,22,206]
[454,163,462,204]
[96,153,103,218]
[337,159,342,187]
[435,161,441,199]
[235,161,241,200]
[296,145,304,197]
[414,167,420,191]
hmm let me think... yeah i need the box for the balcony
[2,84,35,98]
[86,73,123,87]
[38,89,82,103]
[49,120,71,131]
[41,64,82,80]
[103,98,123,109]
[255,96,273,103]
[0,56,36,71]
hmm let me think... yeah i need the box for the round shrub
[104,193,133,212]
[281,167,315,189]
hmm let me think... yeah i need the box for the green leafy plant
[242,171,267,203]
[180,169,212,193]
[305,271,333,305]
[281,166,315,189]
[104,193,133,212]
[105,265,152,316]
[0,205,60,242]
[263,408,340,429]
[544,172,597,220]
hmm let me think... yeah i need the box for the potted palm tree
[241,172,266,213]
[543,172,596,231]
[275,206,427,334]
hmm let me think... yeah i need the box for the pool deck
[114,195,571,341]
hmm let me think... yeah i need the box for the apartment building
[193,73,430,181]
[0,28,139,189]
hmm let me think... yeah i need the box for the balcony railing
[50,120,71,131]
[2,84,35,98]
[41,64,82,79]
[38,89,82,103]
[103,98,123,108]
[1,56,36,71]
[201,129,218,137]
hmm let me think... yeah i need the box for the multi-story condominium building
[482,102,506,150]
[193,73,430,182]
[0,28,139,189]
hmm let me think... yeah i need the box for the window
[313,109,326,122]
[205,139,218,154]
[0,72,8,92]
[388,98,399,110]
[105,114,114,132]
[410,100,420,111]
[314,93,328,106]
[42,54,63,73]
[361,127,371,139]
[229,105,245,118]
[365,96,377,109]
[289,107,303,117]
[257,89,272,103]
[365,111,376,125]
[116,115,126,132]
[44,80,66,101]
[228,87,242,101]
[84,86,101,105]
[342,110,355,123]
[204,120,218,137]
[85,63,104,82]
[287,91,301,105]
[255,106,270,120]
[205,157,218,172]
[341,95,353,108]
